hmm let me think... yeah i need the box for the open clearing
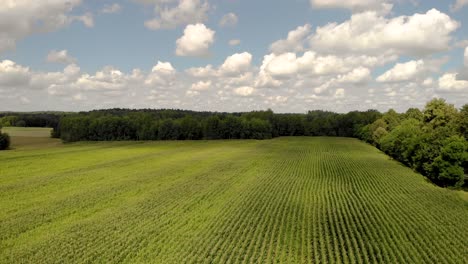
[0,137,467,263]
[1,127,60,149]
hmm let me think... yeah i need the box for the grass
[0,137,466,263]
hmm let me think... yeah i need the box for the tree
[204,115,221,139]
[0,127,10,150]
[423,98,458,130]
[405,108,423,121]
[382,109,401,131]
[458,104,468,140]
[428,136,468,187]
[380,119,422,166]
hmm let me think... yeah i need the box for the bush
[0,133,10,150]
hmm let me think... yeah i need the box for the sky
[0,0,468,113]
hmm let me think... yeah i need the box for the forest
[1,99,467,187]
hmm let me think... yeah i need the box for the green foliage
[423,98,458,130]
[404,107,423,121]
[361,99,468,187]
[429,136,468,187]
[0,116,18,127]
[0,132,10,150]
[458,104,468,140]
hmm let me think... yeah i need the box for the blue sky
[0,0,467,112]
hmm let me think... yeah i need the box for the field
[0,135,467,263]
[1,127,60,149]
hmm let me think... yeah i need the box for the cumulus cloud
[270,24,311,54]
[376,60,426,83]
[102,3,122,14]
[258,51,395,81]
[438,73,468,91]
[0,60,31,87]
[176,24,215,57]
[186,64,217,78]
[309,9,459,57]
[310,0,393,14]
[219,13,238,27]
[262,53,299,79]
[145,61,176,86]
[191,80,211,91]
[234,86,254,96]
[450,0,468,12]
[0,0,90,53]
[46,50,77,64]
[465,47,468,66]
[228,39,241,46]
[219,52,252,76]
[337,67,371,83]
[151,61,175,74]
[143,0,210,30]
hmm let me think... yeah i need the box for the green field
[0,136,467,263]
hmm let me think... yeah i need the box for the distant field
[0,137,466,263]
[2,127,52,137]
[1,127,60,149]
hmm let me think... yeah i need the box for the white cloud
[263,53,299,79]
[219,13,238,27]
[309,9,459,57]
[310,0,393,14]
[270,24,311,54]
[465,46,468,66]
[176,24,215,57]
[258,51,394,82]
[377,60,426,82]
[219,52,252,76]
[438,73,468,91]
[151,61,175,74]
[229,39,241,46]
[102,3,122,14]
[186,65,217,78]
[191,80,211,91]
[146,61,176,86]
[144,0,209,30]
[450,0,468,11]
[0,60,31,87]
[337,67,371,83]
[0,0,89,53]
[46,50,77,64]
[72,12,94,28]
[334,88,345,98]
[422,78,434,86]
[77,66,128,91]
[234,86,254,96]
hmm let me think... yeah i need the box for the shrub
[0,133,10,150]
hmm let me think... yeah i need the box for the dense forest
[1,99,466,187]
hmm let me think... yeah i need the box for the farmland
[0,136,467,263]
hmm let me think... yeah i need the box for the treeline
[55,109,381,142]
[0,112,60,128]
[358,99,468,187]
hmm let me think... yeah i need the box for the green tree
[429,136,468,187]
[0,126,10,150]
[458,104,468,140]
[404,108,423,121]
[423,98,458,130]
